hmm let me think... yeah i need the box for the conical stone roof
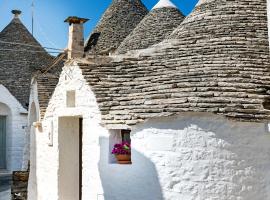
[116,0,184,54]
[78,0,270,127]
[0,13,53,109]
[84,0,148,55]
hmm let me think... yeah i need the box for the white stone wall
[31,64,270,200]
[131,114,270,200]
[0,84,27,171]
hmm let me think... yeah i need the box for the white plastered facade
[28,63,270,200]
[0,84,27,172]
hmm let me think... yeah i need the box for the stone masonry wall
[11,171,29,200]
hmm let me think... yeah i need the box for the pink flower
[112,142,131,155]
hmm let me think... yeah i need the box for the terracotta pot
[115,154,132,164]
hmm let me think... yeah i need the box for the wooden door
[0,116,6,169]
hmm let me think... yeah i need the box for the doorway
[0,116,6,169]
[58,117,83,200]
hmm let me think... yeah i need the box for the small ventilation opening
[263,99,270,110]
[66,90,76,107]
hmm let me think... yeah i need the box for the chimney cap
[12,10,22,17]
[64,16,89,25]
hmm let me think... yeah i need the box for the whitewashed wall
[29,64,270,200]
[132,114,270,200]
[28,63,105,200]
[0,84,27,171]
[27,80,40,200]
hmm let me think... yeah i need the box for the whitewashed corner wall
[0,85,27,172]
[27,80,41,200]
[29,63,270,200]
[22,80,40,171]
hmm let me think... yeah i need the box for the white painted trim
[152,0,177,10]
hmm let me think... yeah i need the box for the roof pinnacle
[152,0,177,10]
[11,10,22,18]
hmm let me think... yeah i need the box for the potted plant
[112,142,132,164]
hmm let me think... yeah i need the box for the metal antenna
[31,0,34,35]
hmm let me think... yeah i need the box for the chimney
[64,16,89,59]
[12,10,22,18]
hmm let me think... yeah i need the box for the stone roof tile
[80,0,270,127]
[36,53,66,119]
[116,6,184,54]
[84,0,148,55]
[0,16,54,109]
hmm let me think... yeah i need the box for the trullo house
[0,10,53,172]
[27,0,270,199]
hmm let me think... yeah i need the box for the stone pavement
[0,173,11,200]
[0,190,10,200]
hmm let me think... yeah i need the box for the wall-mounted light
[48,120,53,146]
[33,121,42,128]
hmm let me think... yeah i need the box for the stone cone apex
[152,0,177,9]
[84,0,148,55]
[116,2,184,54]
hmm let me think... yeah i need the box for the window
[109,129,132,164]
[66,90,76,107]
[121,130,131,143]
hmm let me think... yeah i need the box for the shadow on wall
[98,136,164,200]
[132,114,270,200]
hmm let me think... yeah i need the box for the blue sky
[0,0,198,50]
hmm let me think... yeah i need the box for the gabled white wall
[28,63,105,200]
[0,84,27,171]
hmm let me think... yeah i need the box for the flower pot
[115,154,132,164]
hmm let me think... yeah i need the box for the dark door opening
[0,116,6,169]
[79,118,83,200]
